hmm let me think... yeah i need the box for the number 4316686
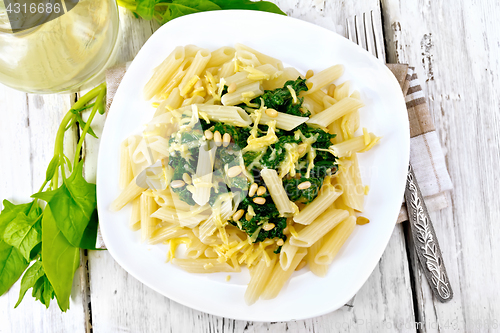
[6,2,61,14]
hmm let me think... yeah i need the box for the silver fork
[345,11,453,304]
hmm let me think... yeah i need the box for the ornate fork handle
[404,164,453,302]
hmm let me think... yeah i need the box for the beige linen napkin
[95,63,453,249]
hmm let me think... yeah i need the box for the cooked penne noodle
[306,89,327,106]
[307,97,364,128]
[279,239,299,270]
[219,60,236,78]
[305,64,344,94]
[290,208,349,247]
[329,133,377,158]
[260,248,307,300]
[302,95,322,115]
[144,46,185,100]
[206,46,236,68]
[235,43,283,69]
[334,81,350,100]
[178,49,211,97]
[111,175,143,211]
[244,255,277,305]
[119,140,134,190]
[323,95,338,109]
[260,168,294,216]
[307,239,328,277]
[184,44,202,58]
[192,144,216,206]
[315,216,356,265]
[293,185,342,225]
[259,111,308,131]
[172,258,239,273]
[158,57,193,99]
[177,104,252,127]
[129,197,141,231]
[337,154,364,212]
[140,193,158,242]
[149,225,186,245]
[185,234,208,259]
[263,67,301,90]
[236,49,261,67]
[221,82,263,106]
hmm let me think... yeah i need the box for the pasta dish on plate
[110,44,380,304]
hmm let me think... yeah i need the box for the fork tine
[371,10,386,61]
[355,15,367,50]
[346,16,357,43]
[364,11,378,58]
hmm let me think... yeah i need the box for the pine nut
[204,130,213,140]
[276,239,284,246]
[182,173,192,184]
[232,209,245,222]
[297,181,311,190]
[283,227,289,235]
[170,180,185,188]
[253,197,266,205]
[256,186,266,196]
[295,260,307,271]
[298,144,306,154]
[223,133,231,147]
[227,82,237,93]
[248,183,258,197]
[245,213,251,221]
[356,216,370,225]
[306,69,314,79]
[263,223,275,231]
[227,165,242,178]
[327,84,336,97]
[265,108,278,118]
[214,131,222,146]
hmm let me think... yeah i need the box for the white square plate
[97,10,410,321]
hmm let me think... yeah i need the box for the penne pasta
[307,97,364,128]
[144,46,185,100]
[305,64,344,94]
[315,216,356,265]
[260,248,307,300]
[260,168,294,216]
[293,185,342,225]
[116,44,381,304]
[290,208,349,247]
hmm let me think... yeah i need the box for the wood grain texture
[0,88,87,333]
[381,0,500,331]
[85,2,416,332]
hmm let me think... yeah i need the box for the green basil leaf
[79,208,99,250]
[210,0,285,15]
[33,162,96,248]
[3,212,43,261]
[0,200,34,296]
[41,205,80,312]
[45,155,60,182]
[14,260,45,308]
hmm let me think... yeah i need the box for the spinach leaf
[260,135,300,169]
[211,0,285,15]
[3,210,43,261]
[32,162,96,248]
[236,196,287,243]
[135,0,159,20]
[120,0,285,25]
[31,274,55,308]
[0,200,34,296]
[0,241,28,297]
[41,205,80,312]
[256,78,309,116]
[14,260,45,308]
[78,209,99,250]
[283,177,323,204]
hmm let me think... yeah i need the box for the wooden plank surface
[85,2,416,332]
[0,89,88,332]
[381,0,500,332]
